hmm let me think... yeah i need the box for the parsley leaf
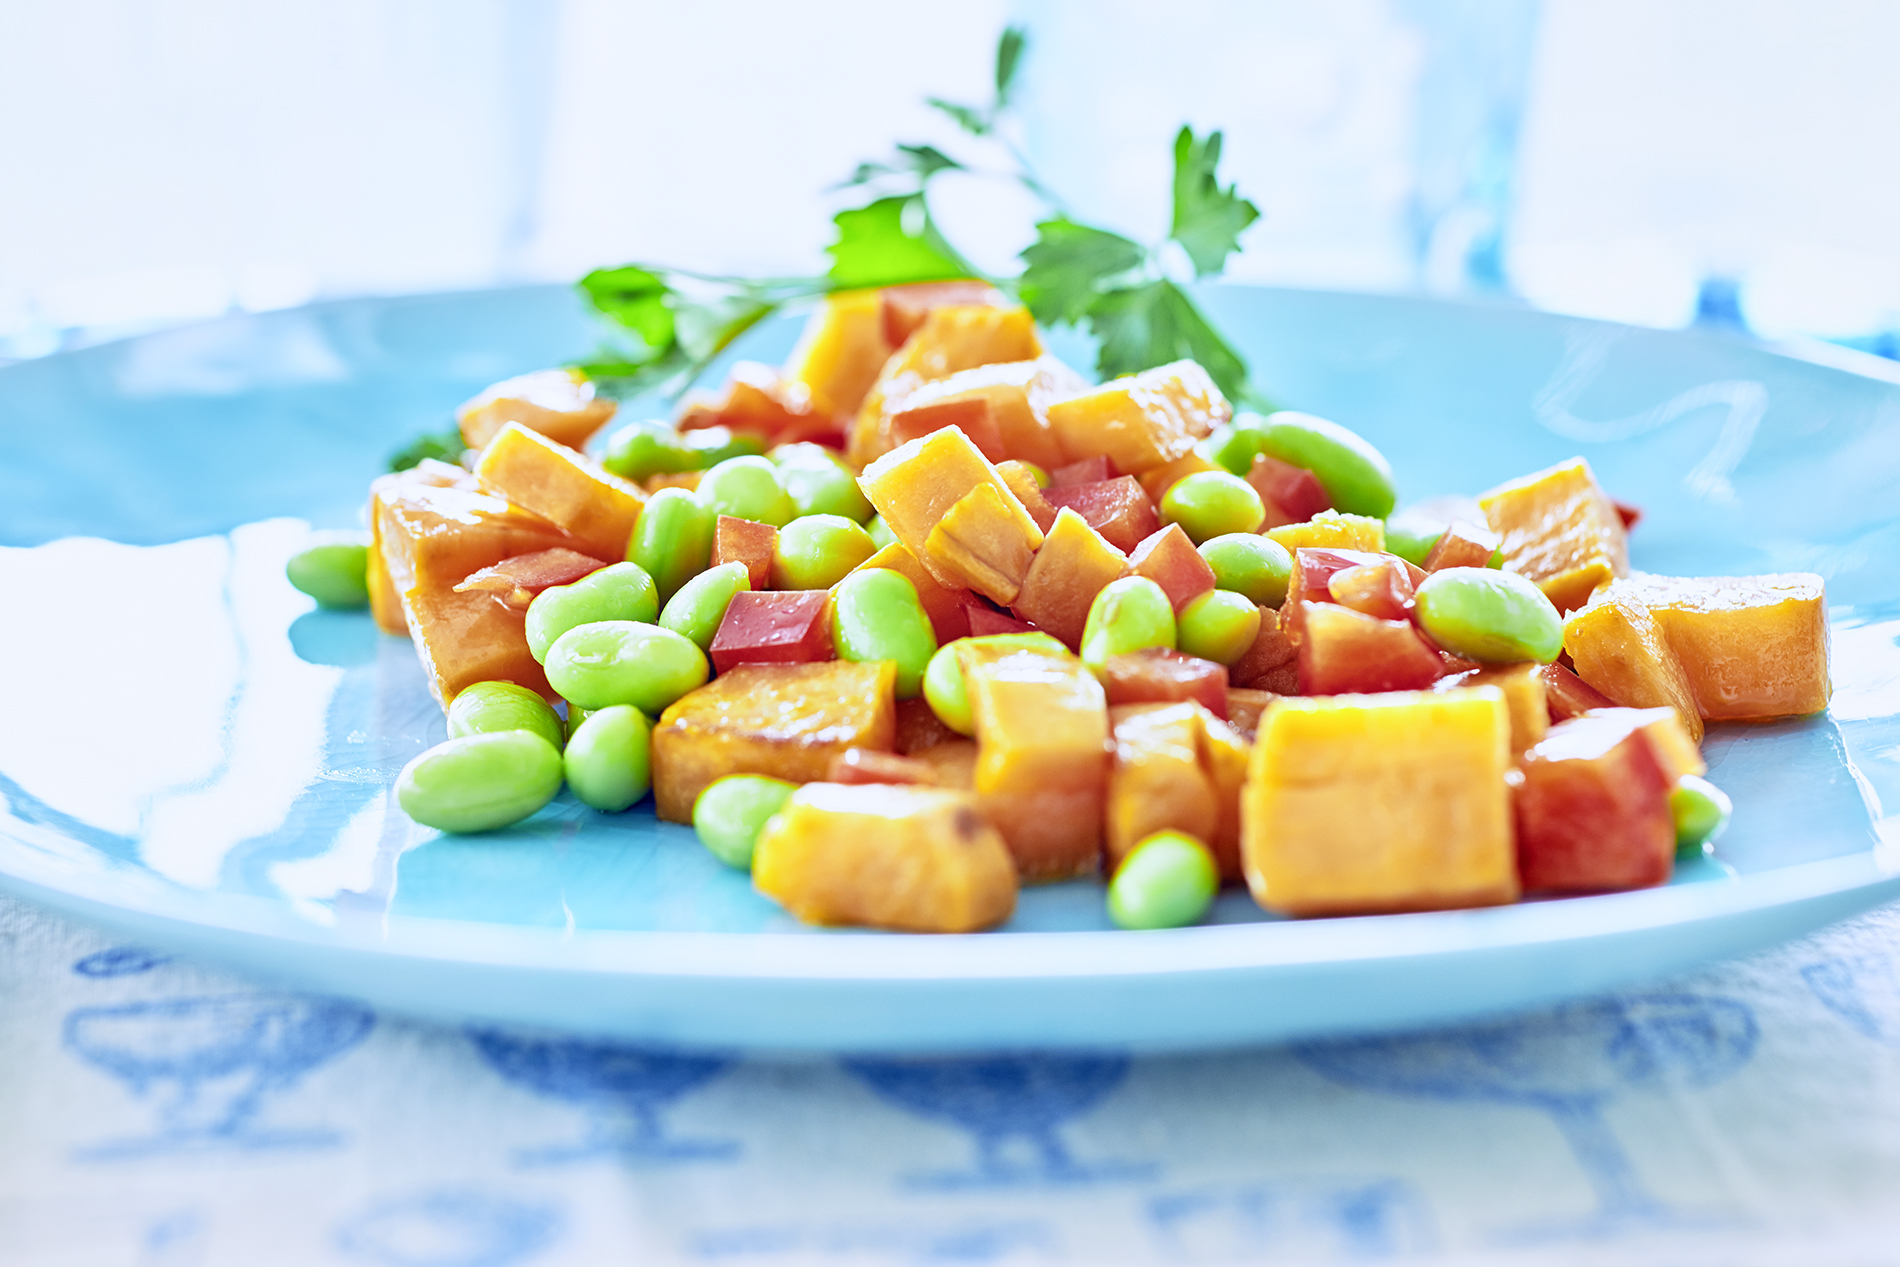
[925,96,992,137]
[1087,281,1247,401]
[1017,218,1146,326]
[837,143,964,191]
[1170,127,1260,277]
[994,26,1026,104]
[575,267,814,399]
[387,426,465,473]
[827,195,975,290]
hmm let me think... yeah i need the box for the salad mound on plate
[305,280,1831,935]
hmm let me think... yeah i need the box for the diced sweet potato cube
[1011,508,1128,650]
[884,357,1079,472]
[712,515,777,591]
[1225,688,1276,742]
[1041,477,1160,554]
[676,361,840,447]
[1129,525,1218,614]
[1634,707,1706,779]
[1423,520,1500,571]
[851,305,1044,465]
[1231,605,1299,693]
[1515,708,1676,892]
[1266,512,1386,555]
[474,422,646,562]
[783,288,894,420]
[925,482,1043,606]
[826,748,939,786]
[856,542,973,645]
[1540,660,1615,722]
[753,782,1017,932]
[887,396,1007,461]
[709,590,833,674]
[650,660,896,821]
[1243,688,1518,916]
[1246,454,1331,528]
[1562,592,1704,744]
[367,459,478,634]
[1298,602,1446,695]
[1106,703,1218,872]
[894,696,960,755]
[1328,558,1415,622]
[403,579,551,709]
[912,738,978,790]
[1138,452,1222,504]
[965,604,1037,636]
[860,427,1044,593]
[1197,710,1250,882]
[1606,573,1830,720]
[958,644,1110,879]
[880,281,1006,347]
[375,479,576,636]
[457,368,617,452]
[1051,455,1114,487]
[1045,360,1230,474]
[1480,457,1628,614]
[1104,648,1228,717]
[994,460,1058,534]
[453,547,608,611]
[1435,662,1548,755]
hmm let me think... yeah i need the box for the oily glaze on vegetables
[297,279,1839,937]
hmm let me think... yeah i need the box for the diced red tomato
[1103,647,1229,717]
[453,547,608,610]
[712,515,777,591]
[964,602,1038,636]
[1041,477,1159,554]
[1516,708,1676,891]
[1127,526,1217,614]
[1540,660,1616,722]
[1296,602,1446,695]
[1328,558,1416,622]
[1245,454,1331,526]
[1423,520,1499,571]
[1050,455,1115,487]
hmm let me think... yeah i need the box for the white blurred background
[5,0,1900,360]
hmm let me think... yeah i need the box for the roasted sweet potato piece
[1197,710,1250,883]
[709,590,833,673]
[826,748,939,786]
[1224,688,1276,742]
[994,460,1057,533]
[403,579,551,709]
[1266,512,1386,555]
[1103,648,1228,717]
[784,289,895,420]
[650,660,896,821]
[1607,573,1830,720]
[474,422,646,562]
[1562,592,1703,744]
[1245,454,1331,528]
[1041,477,1160,554]
[1423,520,1500,572]
[1480,457,1628,614]
[925,482,1043,606]
[676,361,840,447]
[1010,508,1128,650]
[1297,603,1445,695]
[1230,606,1299,694]
[458,368,617,452]
[1435,662,1548,755]
[1128,526,1217,614]
[894,695,960,754]
[1106,703,1218,872]
[887,396,1007,461]
[859,426,1044,594]
[1328,558,1415,622]
[1243,688,1518,916]
[753,782,1017,932]
[856,542,973,645]
[366,459,480,634]
[1044,360,1230,474]
[374,477,576,636]
[884,357,1079,472]
[1515,708,1677,892]
[958,644,1110,879]
[711,515,778,591]
[851,304,1043,465]
[453,547,607,611]
[880,281,1006,347]
[1137,452,1222,504]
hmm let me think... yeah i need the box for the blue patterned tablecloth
[4,893,1899,1267]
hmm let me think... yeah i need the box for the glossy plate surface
[4,285,1898,1051]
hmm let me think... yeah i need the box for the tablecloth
[4,891,1899,1267]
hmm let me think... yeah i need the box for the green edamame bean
[922,632,1069,734]
[1253,411,1397,519]
[681,426,766,468]
[1160,471,1265,543]
[867,514,899,550]
[659,560,750,650]
[563,704,652,812]
[1672,775,1733,856]
[286,535,370,609]
[1413,567,1564,664]
[1107,830,1218,929]
[525,562,660,663]
[774,515,877,590]
[544,620,709,713]
[697,456,796,526]
[1176,590,1262,665]
[1080,577,1177,675]
[628,487,715,602]
[565,703,596,742]
[694,774,797,869]
[832,568,938,698]
[601,419,697,481]
[1200,417,1269,476]
[447,681,564,752]
[1198,533,1292,607]
[396,731,563,833]
[774,443,874,522]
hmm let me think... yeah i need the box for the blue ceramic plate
[4,285,1898,1052]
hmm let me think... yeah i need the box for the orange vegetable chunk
[851,304,1043,465]
[473,422,646,562]
[1230,605,1299,693]
[894,696,961,754]
[1197,709,1251,882]
[457,368,617,452]
[1515,708,1677,893]
[887,396,1007,461]
[958,643,1110,880]
[676,361,839,446]
[1327,558,1415,622]
[783,289,894,420]
[1423,520,1500,571]
[1138,452,1223,505]
[994,460,1058,534]
[1044,360,1230,475]
[1010,508,1128,650]
[1479,456,1629,614]
[1041,477,1160,554]
[1562,591,1704,744]
[1242,687,1518,916]
[453,547,607,611]
[1265,512,1386,555]
[879,280,1006,346]
[752,782,1017,933]
[1434,661,1549,755]
[1103,648,1228,718]
[826,748,939,786]
[403,580,551,709]
[709,591,833,673]
[965,604,1037,636]
[1128,525,1218,614]
[374,478,576,637]
[1606,572,1830,720]
[1224,688,1277,742]
[1540,660,1615,722]
[1245,454,1331,527]
[1052,456,1115,487]
[855,542,974,645]
[924,482,1044,606]
[1297,602,1446,695]
[366,459,477,634]
[884,357,1081,472]
[712,515,777,591]
[859,426,1044,596]
[1106,703,1218,872]
[649,660,896,822]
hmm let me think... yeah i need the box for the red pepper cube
[1041,476,1159,554]
[1127,525,1217,614]
[886,395,1008,463]
[1422,520,1500,571]
[1328,558,1416,622]
[1246,454,1331,526]
[1103,647,1229,718]
[709,590,833,673]
[1050,455,1115,487]
[1231,604,1299,692]
[1539,660,1616,722]
[1296,602,1447,695]
[711,515,777,591]
[1281,547,1387,642]
[1516,708,1677,892]
[454,547,609,611]
[964,602,1038,636]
